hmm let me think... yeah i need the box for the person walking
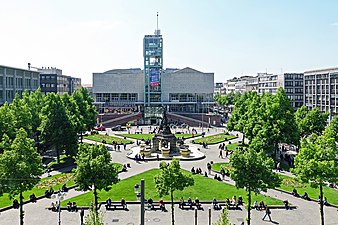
[219,149,223,158]
[80,208,84,225]
[262,205,272,221]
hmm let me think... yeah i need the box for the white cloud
[331,22,338,26]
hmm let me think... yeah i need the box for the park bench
[146,203,163,211]
[179,202,203,210]
[106,202,128,210]
[218,202,240,210]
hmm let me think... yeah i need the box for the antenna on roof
[154,12,161,35]
[157,12,159,31]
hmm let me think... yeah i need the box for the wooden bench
[218,203,240,210]
[146,203,164,211]
[106,203,128,210]
[179,203,194,210]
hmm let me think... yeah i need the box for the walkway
[0,126,337,225]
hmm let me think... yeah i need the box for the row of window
[96,93,138,102]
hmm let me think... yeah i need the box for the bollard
[208,207,211,225]
[195,208,198,225]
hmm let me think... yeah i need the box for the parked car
[94,125,106,131]
[111,125,126,131]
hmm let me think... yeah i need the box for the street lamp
[51,190,66,225]
[134,179,145,225]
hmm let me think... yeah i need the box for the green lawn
[48,155,75,171]
[278,175,338,205]
[0,173,75,209]
[225,142,247,151]
[117,133,201,140]
[193,133,237,145]
[84,134,133,144]
[211,163,232,172]
[62,168,282,206]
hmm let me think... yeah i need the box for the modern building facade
[92,67,214,115]
[143,29,163,107]
[0,65,40,105]
[304,67,338,118]
[38,67,81,95]
[221,72,304,110]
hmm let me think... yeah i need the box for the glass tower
[143,26,163,107]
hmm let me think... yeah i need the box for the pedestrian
[277,162,281,172]
[80,208,84,224]
[262,205,272,221]
[207,162,211,175]
[123,143,126,150]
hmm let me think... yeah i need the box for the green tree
[10,93,33,136]
[72,88,97,142]
[154,159,194,225]
[85,205,105,225]
[0,103,16,143]
[258,89,299,157]
[40,93,78,162]
[213,208,230,225]
[75,143,119,213]
[324,115,338,143]
[292,133,338,225]
[230,148,281,225]
[0,129,43,225]
[25,89,45,151]
[295,106,329,138]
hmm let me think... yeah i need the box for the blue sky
[1,0,338,84]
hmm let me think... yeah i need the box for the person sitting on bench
[283,199,289,210]
[51,202,57,212]
[72,202,78,212]
[301,192,310,200]
[195,197,202,209]
[187,197,193,208]
[159,199,165,211]
[122,164,127,172]
[105,198,112,209]
[13,199,19,209]
[191,167,196,174]
[179,197,185,208]
[238,196,243,205]
[62,184,68,192]
[30,193,37,203]
[147,198,154,209]
[253,200,259,210]
[259,200,265,210]
[292,188,299,197]
[67,201,72,211]
[212,198,220,210]
[121,198,127,209]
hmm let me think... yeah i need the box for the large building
[0,65,40,105]
[221,72,304,110]
[304,67,338,118]
[38,67,81,95]
[92,18,215,125]
[93,67,214,115]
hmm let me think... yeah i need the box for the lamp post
[51,191,66,225]
[134,179,145,225]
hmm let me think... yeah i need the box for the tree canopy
[0,128,43,225]
[75,143,119,212]
[292,132,338,225]
[154,159,194,225]
[230,148,281,225]
[295,106,329,138]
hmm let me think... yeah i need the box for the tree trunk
[20,190,24,225]
[171,191,175,225]
[93,184,98,214]
[56,145,60,164]
[242,133,245,143]
[320,184,324,225]
[247,187,251,225]
[80,128,83,143]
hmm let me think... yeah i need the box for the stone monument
[152,109,178,156]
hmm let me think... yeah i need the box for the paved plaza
[1,126,338,225]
